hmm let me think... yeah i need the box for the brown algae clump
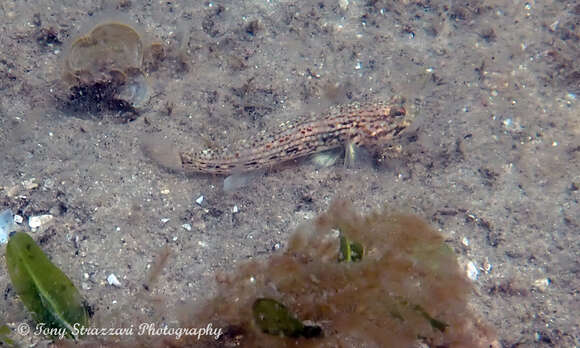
[62,20,153,115]
[190,201,497,348]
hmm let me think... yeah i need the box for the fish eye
[389,106,406,117]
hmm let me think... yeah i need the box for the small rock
[195,195,204,205]
[182,223,192,231]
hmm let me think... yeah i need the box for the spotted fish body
[180,98,411,175]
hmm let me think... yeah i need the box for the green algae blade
[338,234,364,262]
[5,232,88,339]
[252,298,321,338]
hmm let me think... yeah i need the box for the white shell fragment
[14,215,23,224]
[107,273,122,287]
[533,278,551,292]
[28,214,54,230]
[466,261,479,280]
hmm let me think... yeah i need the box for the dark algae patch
[189,201,498,348]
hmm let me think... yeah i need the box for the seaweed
[188,201,498,348]
[5,232,88,340]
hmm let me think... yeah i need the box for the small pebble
[182,223,192,231]
[195,195,204,205]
